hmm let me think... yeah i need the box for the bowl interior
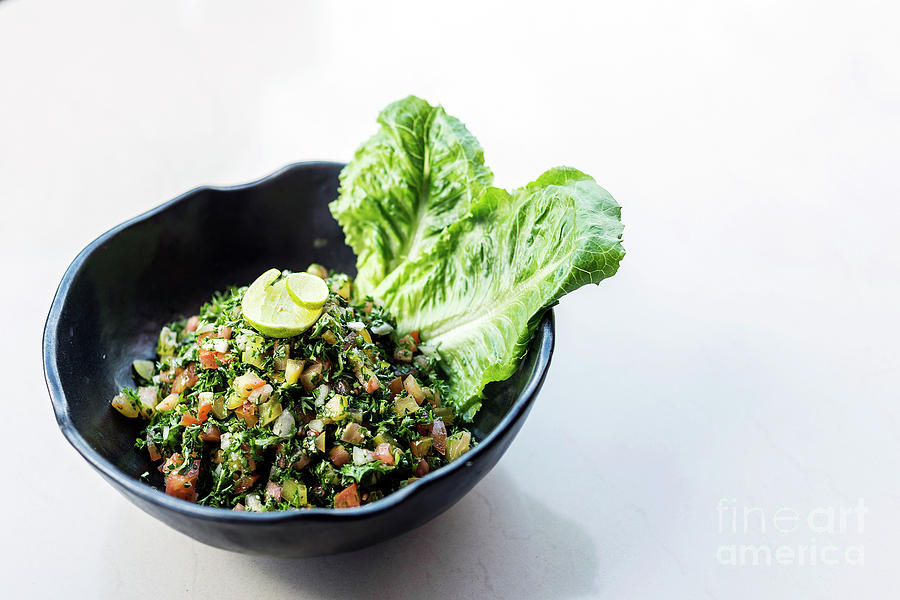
[48,162,543,493]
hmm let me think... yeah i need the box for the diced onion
[371,323,394,335]
[346,321,365,331]
[352,447,374,465]
[195,322,215,336]
[245,493,263,512]
[314,384,331,407]
[272,410,295,437]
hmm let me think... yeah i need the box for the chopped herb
[113,267,473,510]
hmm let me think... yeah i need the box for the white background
[1,1,898,598]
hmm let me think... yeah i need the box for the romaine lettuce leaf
[332,97,625,420]
[375,168,625,420]
[330,95,493,297]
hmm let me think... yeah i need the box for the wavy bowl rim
[42,161,555,524]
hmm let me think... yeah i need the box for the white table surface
[2,1,898,598]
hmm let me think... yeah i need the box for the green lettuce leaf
[375,167,625,420]
[330,96,493,297]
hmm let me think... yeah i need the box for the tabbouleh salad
[108,94,627,511]
[112,266,472,511]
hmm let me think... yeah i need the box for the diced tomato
[184,362,198,380]
[334,483,360,508]
[163,454,200,502]
[171,363,198,394]
[200,350,232,370]
[398,334,418,353]
[404,375,425,405]
[159,367,175,384]
[199,423,221,442]
[265,480,283,502]
[234,371,266,398]
[415,458,430,477]
[388,376,404,398]
[329,445,351,467]
[238,444,257,472]
[373,443,395,466]
[234,474,260,494]
[409,330,420,344]
[340,423,364,445]
[199,350,218,370]
[198,397,213,423]
[180,413,200,427]
[162,453,180,471]
[236,401,259,427]
[393,347,413,363]
[274,442,288,468]
[147,439,161,462]
[364,376,380,394]
[292,454,311,471]
[218,326,232,339]
[233,503,245,511]
[185,315,200,333]
[432,420,447,455]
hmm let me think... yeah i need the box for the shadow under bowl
[42,161,554,557]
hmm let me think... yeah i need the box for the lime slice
[286,272,329,310]
[242,269,323,338]
[132,360,155,381]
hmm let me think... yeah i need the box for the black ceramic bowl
[43,162,554,557]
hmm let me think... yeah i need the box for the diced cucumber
[156,393,180,412]
[392,394,419,417]
[300,363,324,392]
[225,393,245,410]
[323,394,349,421]
[136,386,158,418]
[447,431,471,462]
[211,395,227,420]
[285,358,304,385]
[156,327,177,358]
[315,461,339,485]
[373,428,399,447]
[111,391,141,418]
[242,350,265,369]
[410,437,433,458]
[242,334,266,368]
[259,400,283,427]
[433,406,455,425]
[282,479,307,507]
